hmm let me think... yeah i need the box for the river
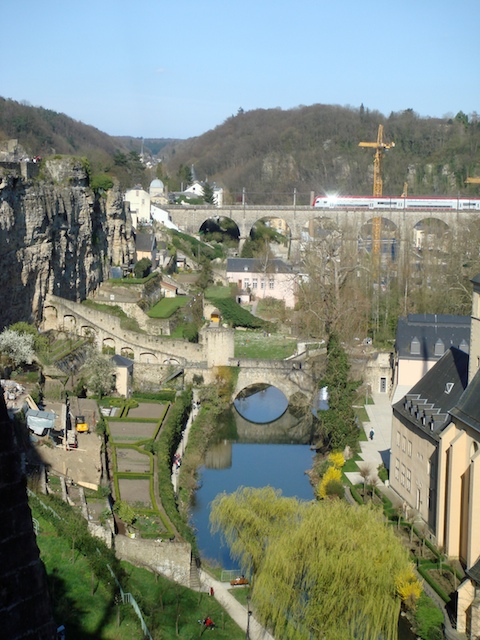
[188,385,417,639]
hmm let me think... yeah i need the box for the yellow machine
[359,124,395,256]
[75,415,89,433]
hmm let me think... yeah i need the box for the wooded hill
[2,96,480,203]
[160,105,480,204]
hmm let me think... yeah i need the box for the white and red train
[312,195,480,211]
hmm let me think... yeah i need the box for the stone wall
[0,393,57,638]
[115,535,193,587]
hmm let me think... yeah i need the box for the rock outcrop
[0,157,135,327]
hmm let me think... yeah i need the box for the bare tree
[358,463,373,502]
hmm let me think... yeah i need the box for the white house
[226,257,297,308]
[125,186,151,226]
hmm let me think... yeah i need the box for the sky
[3,0,480,140]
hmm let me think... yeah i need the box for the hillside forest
[2,96,480,202]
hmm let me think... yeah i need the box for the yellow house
[391,274,480,637]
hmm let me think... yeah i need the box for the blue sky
[3,0,480,139]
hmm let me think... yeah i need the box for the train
[312,195,480,210]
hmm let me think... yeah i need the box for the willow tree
[210,487,418,640]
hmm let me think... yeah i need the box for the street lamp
[246,594,252,639]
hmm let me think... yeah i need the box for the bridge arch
[199,215,240,246]
[413,217,450,251]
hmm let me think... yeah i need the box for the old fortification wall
[115,536,193,587]
[0,393,57,638]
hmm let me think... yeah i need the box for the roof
[227,257,293,274]
[467,556,480,583]
[111,354,134,369]
[135,232,155,252]
[395,314,470,360]
[449,367,480,434]
[392,347,469,438]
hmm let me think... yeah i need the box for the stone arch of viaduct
[166,204,467,258]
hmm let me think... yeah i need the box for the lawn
[234,330,297,359]
[205,285,234,299]
[32,503,246,639]
[147,296,190,318]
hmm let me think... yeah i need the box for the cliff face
[0,158,135,327]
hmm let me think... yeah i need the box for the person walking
[369,428,375,441]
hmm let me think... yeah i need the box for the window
[260,279,265,290]
[406,468,411,492]
[410,337,421,355]
[395,459,400,480]
[401,464,406,486]
[244,278,250,289]
[408,440,412,457]
[402,436,406,452]
[434,339,445,357]
[396,431,400,448]
[269,277,275,290]
[380,377,387,393]
[252,278,258,289]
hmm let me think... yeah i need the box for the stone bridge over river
[165,204,472,259]
[41,296,315,402]
[230,357,315,403]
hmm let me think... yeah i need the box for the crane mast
[359,125,395,255]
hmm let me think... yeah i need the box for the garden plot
[118,478,152,508]
[127,403,166,419]
[108,420,158,443]
[116,448,151,474]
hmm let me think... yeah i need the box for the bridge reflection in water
[190,388,315,569]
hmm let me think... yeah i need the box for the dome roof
[150,178,164,189]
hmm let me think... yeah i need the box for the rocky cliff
[0,157,135,327]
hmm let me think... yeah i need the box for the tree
[211,487,419,640]
[134,257,152,279]
[203,181,215,204]
[81,353,115,398]
[0,328,35,368]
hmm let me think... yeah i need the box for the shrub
[415,593,444,640]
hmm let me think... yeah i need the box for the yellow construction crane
[359,124,395,196]
[466,177,480,185]
[359,125,395,256]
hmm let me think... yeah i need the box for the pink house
[226,258,297,308]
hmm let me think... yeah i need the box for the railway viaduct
[165,204,470,258]
[42,295,315,402]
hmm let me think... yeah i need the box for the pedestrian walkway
[197,570,275,640]
[345,391,396,490]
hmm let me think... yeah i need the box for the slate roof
[135,232,155,252]
[227,257,293,274]
[111,354,134,369]
[395,314,470,360]
[467,556,480,583]
[449,367,480,434]
[393,347,469,439]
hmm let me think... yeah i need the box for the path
[197,570,274,640]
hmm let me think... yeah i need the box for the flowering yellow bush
[328,451,345,468]
[395,565,422,609]
[318,465,342,498]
